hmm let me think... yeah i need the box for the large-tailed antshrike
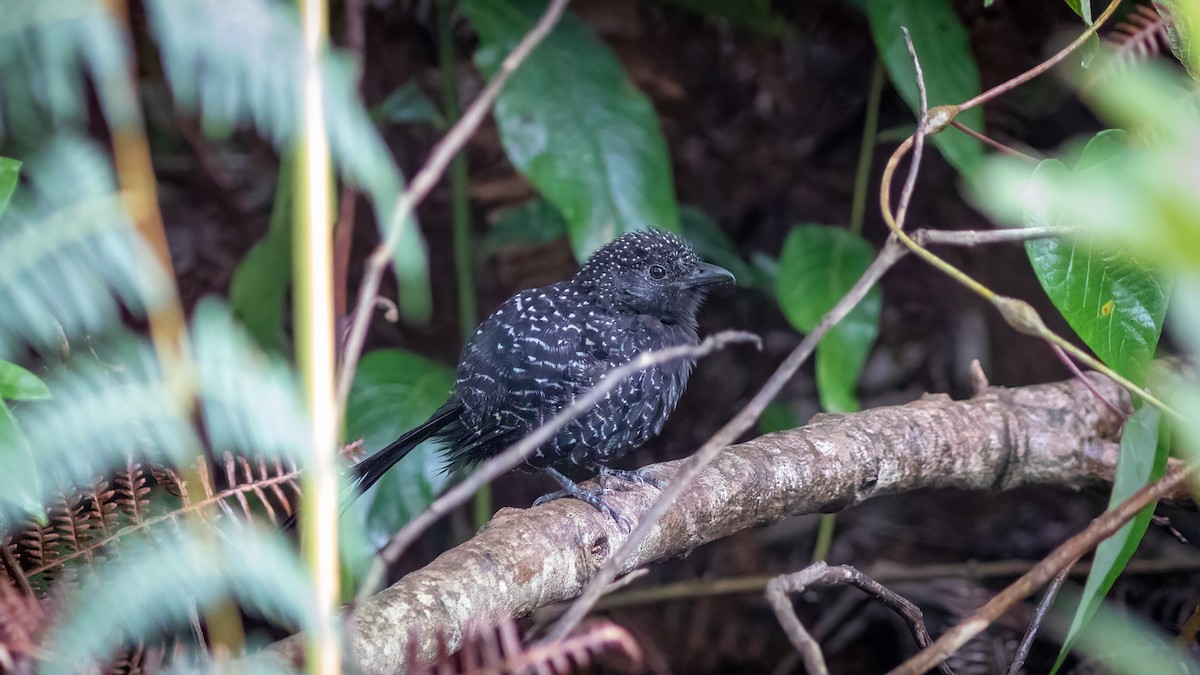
[352,229,734,529]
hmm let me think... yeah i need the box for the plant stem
[850,60,884,237]
[295,0,341,671]
[811,514,836,562]
[438,0,490,531]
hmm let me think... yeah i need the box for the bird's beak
[683,262,735,288]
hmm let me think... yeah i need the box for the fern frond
[0,339,196,529]
[10,459,300,583]
[0,138,165,360]
[0,0,130,142]
[1107,4,1171,68]
[193,300,309,461]
[0,574,52,670]
[44,524,317,673]
[144,0,430,315]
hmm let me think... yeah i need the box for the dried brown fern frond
[0,575,53,672]
[414,618,644,675]
[216,453,301,523]
[1106,4,1172,68]
[2,455,301,593]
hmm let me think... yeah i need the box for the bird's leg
[596,464,669,490]
[536,467,634,532]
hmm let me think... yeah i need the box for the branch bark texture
[279,372,1139,672]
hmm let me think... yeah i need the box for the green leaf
[1022,142,1169,386]
[1052,404,1169,672]
[344,349,455,542]
[1157,0,1200,79]
[0,360,50,401]
[867,0,984,176]
[1074,128,1127,171]
[1063,0,1092,24]
[1052,586,1200,675]
[0,401,44,521]
[0,157,20,217]
[230,156,293,353]
[1060,0,1099,66]
[483,196,570,252]
[465,0,680,261]
[372,80,444,128]
[974,73,1200,274]
[776,225,882,413]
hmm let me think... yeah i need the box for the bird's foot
[540,468,635,531]
[596,465,669,491]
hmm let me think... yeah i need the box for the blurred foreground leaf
[1052,404,1169,672]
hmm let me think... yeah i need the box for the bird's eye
[648,264,667,280]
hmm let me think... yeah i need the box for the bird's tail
[282,403,459,532]
[349,403,460,496]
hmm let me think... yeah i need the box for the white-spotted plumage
[349,229,734,528]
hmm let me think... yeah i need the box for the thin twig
[546,237,909,641]
[889,466,1194,675]
[895,28,927,232]
[957,0,1123,112]
[1051,343,1126,419]
[336,0,571,410]
[950,121,1038,161]
[877,29,1182,423]
[912,226,1070,247]
[1007,556,1079,675]
[766,562,953,675]
[353,330,761,604]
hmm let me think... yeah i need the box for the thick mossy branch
[271,371,1163,673]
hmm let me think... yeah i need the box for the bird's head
[575,229,734,323]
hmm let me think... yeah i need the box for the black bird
[351,229,734,529]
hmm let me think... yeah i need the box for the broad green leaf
[1060,0,1099,66]
[0,157,20,217]
[0,401,44,521]
[1063,0,1092,23]
[1053,406,1170,672]
[655,0,791,36]
[867,0,984,176]
[0,359,50,401]
[1074,128,1127,171]
[483,196,570,252]
[230,156,293,353]
[372,80,444,128]
[1157,0,1200,79]
[1052,587,1200,675]
[345,349,455,543]
[465,0,680,261]
[776,225,881,413]
[680,206,772,294]
[1022,136,1169,386]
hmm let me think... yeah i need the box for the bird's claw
[534,486,613,507]
[597,465,669,491]
[535,485,633,532]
